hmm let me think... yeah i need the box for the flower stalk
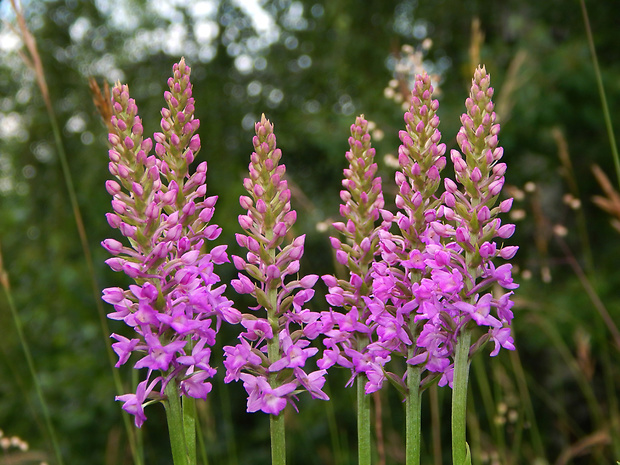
[451,330,472,465]
[225,114,327,465]
[102,58,239,465]
[164,380,190,465]
[368,71,447,465]
[320,115,385,465]
[446,65,517,465]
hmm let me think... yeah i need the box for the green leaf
[465,442,472,465]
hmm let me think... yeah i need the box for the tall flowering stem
[320,115,385,465]
[102,59,239,465]
[445,66,518,465]
[225,115,327,465]
[368,72,447,465]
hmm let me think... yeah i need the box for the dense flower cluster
[439,65,518,360]
[318,116,389,393]
[102,59,239,426]
[223,115,327,415]
[365,68,517,390]
[101,58,518,435]
[363,71,451,389]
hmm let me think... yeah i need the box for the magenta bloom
[102,59,239,426]
[318,115,389,393]
[434,66,518,366]
[223,115,327,415]
[364,72,450,388]
[365,68,518,391]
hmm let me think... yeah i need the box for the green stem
[183,396,197,464]
[266,223,285,465]
[357,376,371,465]
[270,412,286,465]
[452,329,472,465]
[196,410,208,465]
[267,321,286,465]
[405,359,422,465]
[165,380,190,465]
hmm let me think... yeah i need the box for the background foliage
[1,0,619,464]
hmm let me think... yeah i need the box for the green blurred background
[0,0,619,464]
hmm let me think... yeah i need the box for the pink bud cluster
[102,59,240,427]
[318,116,389,393]
[223,115,327,415]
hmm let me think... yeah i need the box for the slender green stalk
[1,272,64,465]
[195,408,208,465]
[266,221,286,465]
[269,412,286,465]
[579,0,620,189]
[267,315,286,465]
[429,385,442,465]
[357,376,371,465]
[183,397,197,464]
[165,380,190,465]
[451,329,472,465]
[405,357,422,465]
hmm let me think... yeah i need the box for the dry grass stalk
[9,0,51,112]
[88,77,114,133]
[555,429,610,465]
[592,164,620,232]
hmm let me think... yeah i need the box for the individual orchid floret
[102,58,239,427]
[319,115,387,391]
[223,114,327,416]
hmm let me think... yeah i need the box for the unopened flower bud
[102,239,124,255]
[499,246,518,259]
[499,198,513,213]
[239,214,253,230]
[256,199,267,213]
[489,178,504,196]
[336,250,348,265]
[477,206,491,223]
[497,223,516,239]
